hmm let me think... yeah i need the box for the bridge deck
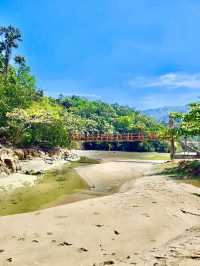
[71,133,157,142]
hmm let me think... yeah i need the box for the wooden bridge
[71,133,158,142]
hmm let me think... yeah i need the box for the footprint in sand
[114,230,120,235]
[78,247,88,252]
[17,237,25,241]
[103,260,115,265]
[93,261,115,265]
[142,213,150,218]
[58,241,72,246]
[96,224,104,227]
[32,239,39,243]
[56,215,68,219]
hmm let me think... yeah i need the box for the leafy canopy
[171,102,200,136]
[0,25,168,151]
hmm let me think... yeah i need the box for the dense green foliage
[171,103,200,136]
[57,95,169,152]
[0,25,169,151]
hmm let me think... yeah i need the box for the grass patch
[159,160,200,179]
[131,152,170,161]
[0,157,99,216]
[82,151,170,161]
[158,160,200,188]
[78,156,101,164]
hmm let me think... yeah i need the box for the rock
[44,158,54,164]
[14,148,46,160]
[0,148,21,174]
[63,149,70,157]
[14,149,25,160]
[0,172,8,176]
[48,148,62,159]
[24,149,43,159]
[24,169,44,175]
[26,155,32,160]
[67,153,80,162]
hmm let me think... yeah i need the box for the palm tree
[14,55,25,66]
[0,25,22,77]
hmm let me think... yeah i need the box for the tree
[171,102,200,136]
[14,55,26,66]
[0,25,22,77]
[6,98,87,147]
[0,63,37,125]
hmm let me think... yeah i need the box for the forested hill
[143,105,188,123]
[0,25,168,152]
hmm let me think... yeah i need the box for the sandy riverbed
[75,160,154,193]
[0,157,200,265]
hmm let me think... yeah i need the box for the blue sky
[1,0,200,109]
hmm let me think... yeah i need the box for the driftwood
[180,209,200,217]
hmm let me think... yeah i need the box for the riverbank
[0,151,169,213]
[0,153,160,216]
[0,158,68,191]
[0,156,104,216]
[0,154,200,265]
[0,151,169,191]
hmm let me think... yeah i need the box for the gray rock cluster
[0,147,80,176]
[0,148,21,175]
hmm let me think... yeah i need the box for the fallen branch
[180,209,200,217]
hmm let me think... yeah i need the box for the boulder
[48,148,62,159]
[0,148,21,174]
[14,149,25,160]
[14,148,46,160]
[63,149,70,158]
[24,149,42,159]
[66,152,80,162]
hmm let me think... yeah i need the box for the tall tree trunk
[169,115,175,160]
[4,46,10,78]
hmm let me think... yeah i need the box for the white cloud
[128,73,200,89]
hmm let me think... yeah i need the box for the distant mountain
[142,105,188,123]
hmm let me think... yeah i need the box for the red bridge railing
[71,133,158,142]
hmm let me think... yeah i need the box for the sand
[75,161,154,192]
[0,159,200,265]
[0,158,68,191]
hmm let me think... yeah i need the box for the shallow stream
[0,161,100,216]
[0,151,169,216]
